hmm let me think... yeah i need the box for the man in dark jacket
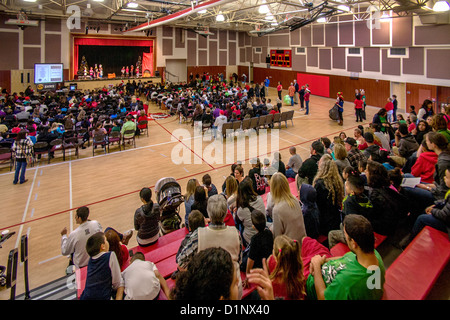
[394,123,419,161]
[298,140,324,185]
[362,132,380,159]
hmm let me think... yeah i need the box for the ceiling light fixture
[127,1,138,8]
[433,0,450,11]
[337,4,350,12]
[317,17,326,23]
[198,9,207,13]
[216,12,224,21]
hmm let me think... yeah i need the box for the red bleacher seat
[382,226,450,300]
[130,228,188,255]
[240,271,256,299]
[330,233,387,256]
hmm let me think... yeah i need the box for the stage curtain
[73,37,153,77]
[142,52,154,77]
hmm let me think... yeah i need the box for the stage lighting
[127,1,138,8]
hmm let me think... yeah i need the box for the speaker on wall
[155,70,160,77]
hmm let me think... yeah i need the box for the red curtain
[73,37,153,77]
[142,52,154,77]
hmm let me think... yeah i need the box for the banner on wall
[142,52,154,77]
[296,73,330,98]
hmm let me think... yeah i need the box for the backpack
[329,104,339,121]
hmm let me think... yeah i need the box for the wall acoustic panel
[372,20,390,45]
[229,42,236,65]
[219,30,228,49]
[24,47,41,69]
[354,21,370,47]
[187,29,197,39]
[252,35,268,47]
[347,56,362,73]
[301,26,311,47]
[325,17,338,47]
[290,28,301,46]
[209,28,218,40]
[239,32,245,47]
[307,47,318,67]
[240,47,246,63]
[45,19,61,32]
[392,16,412,47]
[162,26,173,37]
[402,47,424,76]
[0,33,18,69]
[162,38,173,56]
[427,49,450,80]
[338,15,353,45]
[292,53,306,72]
[363,47,380,72]
[312,24,325,46]
[219,50,227,66]
[175,28,185,48]
[229,30,236,41]
[45,34,61,63]
[381,48,401,76]
[415,25,450,45]
[198,50,207,66]
[246,46,252,63]
[198,35,207,49]
[209,40,218,66]
[332,47,346,69]
[269,34,289,48]
[187,40,197,65]
[319,48,331,70]
[24,25,41,45]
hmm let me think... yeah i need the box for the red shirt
[385,102,394,111]
[354,99,364,109]
[411,151,438,184]
[277,84,282,92]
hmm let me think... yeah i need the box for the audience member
[134,187,160,247]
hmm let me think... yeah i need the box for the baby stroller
[154,177,184,235]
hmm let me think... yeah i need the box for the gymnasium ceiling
[1,0,449,33]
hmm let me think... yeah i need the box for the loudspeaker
[155,70,160,77]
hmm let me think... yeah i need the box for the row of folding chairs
[219,110,295,138]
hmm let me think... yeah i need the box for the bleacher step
[16,274,77,300]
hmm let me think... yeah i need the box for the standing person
[297,140,324,185]
[354,94,364,123]
[288,83,295,106]
[304,85,311,115]
[134,187,161,247]
[294,80,299,105]
[242,73,247,85]
[336,92,344,126]
[277,81,283,101]
[79,232,124,300]
[60,206,103,269]
[360,89,367,120]
[285,146,303,179]
[385,98,394,123]
[270,173,306,242]
[392,95,398,122]
[11,130,33,185]
[183,178,200,230]
[299,86,305,111]
[264,77,270,97]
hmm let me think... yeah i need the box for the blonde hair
[184,178,198,200]
[270,172,297,208]
[334,143,348,161]
[270,235,305,300]
[313,154,344,206]
[225,175,238,198]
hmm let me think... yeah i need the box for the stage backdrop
[73,37,154,78]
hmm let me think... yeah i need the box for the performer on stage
[89,67,94,79]
[121,66,125,77]
[99,65,103,78]
[126,66,129,77]
[130,65,134,77]
[83,66,88,78]
[94,64,98,79]
[135,65,139,78]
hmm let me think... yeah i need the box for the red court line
[153,119,216,170]
[0,122,362,232]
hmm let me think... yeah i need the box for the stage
[65,76,162,91]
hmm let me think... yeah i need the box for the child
[242,210,273,275]
[80,232,124,300]
[267,235,306,300]
[202,174,218,198]
[121,252,171,300]
[328,173,373,249]
[358,158,368,186]
[175,210,206,273]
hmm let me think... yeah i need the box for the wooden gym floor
[0,88,388,299]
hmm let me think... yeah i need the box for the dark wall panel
[209,41,218,66]
[332,47,346,70]
[23,25,41,45]
[45,34,61,63]
[381,49,401,76]
[175,28,185,48]
[427,49,450,80]
[198,50,207,66]
[45,19,61,32]
[372,20,390,45]
[355,21,370,47]
[301,26,311,47]
[198,35,207,49]
[325,19,338,47]
[312,24,324,46]
[290,28,301,46]
[415,25,450,45]
[307,47,318,67]
[363,47,380,72]
[229,42,236,65]
[347,56,362,73]
[292,54,306,72]
[219,50,227,65]
[24,47,41,69]
[392,16,412,47]
[162,38,173,56]
[187,40,197,65]
[403,47,424,76]
[219,30,228,49]
[162,26,173,37]
[269,34,289,48]
[319,48,331,70]
[338,15,353,45]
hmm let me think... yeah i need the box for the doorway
[165,59,187,83]
[390,81,406,114]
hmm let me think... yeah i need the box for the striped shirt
[12,138,34,159]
